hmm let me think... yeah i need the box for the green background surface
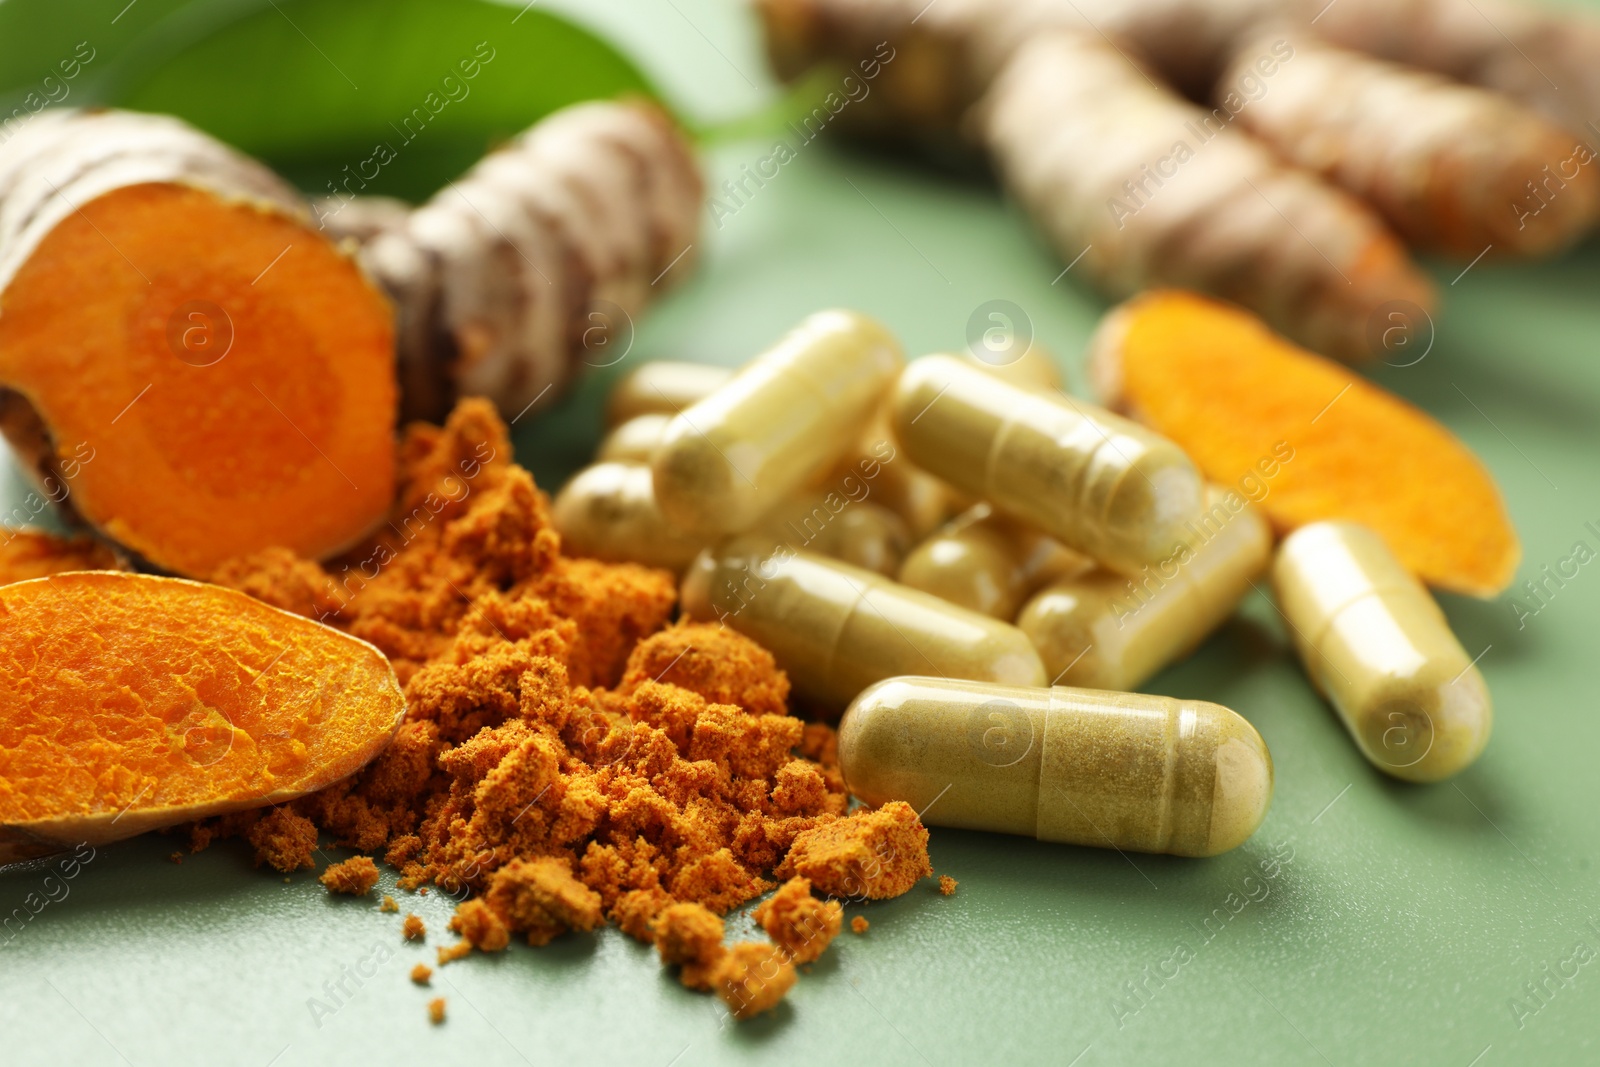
[3,2,1599,1065]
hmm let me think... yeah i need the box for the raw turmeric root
[0,527,122,585]
[978,30,1433,364]
[356,101,703,422]
[1223,31,1599,258]
[1089,290,1519,597]
[0,571,404,862]
[756,0,1600,360]
[0,110,397,578]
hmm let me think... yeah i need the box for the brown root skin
[0,110,397,578]
[1224,32,1600,258]
[0,572,405,863]
[1089,290,1519,597]
[358,100,703,424]
[979,31,1434,363]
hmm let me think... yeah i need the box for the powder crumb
[451,898,511,952]
[411,964,433,985]
[613,887,674,943]
[654,902,726,990]
[168,852,183,865]
[485,857,604,947]
[753,877,842,965]
[437,942,472,966]
[420,888,429,896]
[712,942,796,1020]
[245,809,319,873]
[403,914,426,941]
[428,998,446,1025]
[320,856,381,895]
[938,875,958,896]
[777,802,932,899]
[0,528,122,586]
[851,917,869,934]
[380,895,399,913]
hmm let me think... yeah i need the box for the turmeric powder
[203,398,933,1019]
[321,856,381,895]
[0,572,405,863]
[0,528,121,585]
[753,877,842,964]
[1090,290,1519,596]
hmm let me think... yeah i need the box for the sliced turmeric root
[0,571,404,862]
[1090,290,1519,597]
[0,110,396,577]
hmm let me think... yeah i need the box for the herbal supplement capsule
[890,355,1204,574]
[899,503,1091,620]
[757,494,911,576]
[839,677,1273,857]
[596,413,673,464]
[966,344,1062,392]
[1018,492,1273,690]
[816,410,960,539]
[606,361,733,426]
[551,462,706,572]
[681,537,1046,711]
[1272,521,1491,782]
[654,311,905,535]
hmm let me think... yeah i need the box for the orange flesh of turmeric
[0,571,404,861]
[1099,290,1519,596]
[0,183,396,577]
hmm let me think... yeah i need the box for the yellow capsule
[839,677,1273,857]
[757,494,911,576]
[606,361,733,426]
[653,311,905,535]
[890,355,1204,574]
[966,343,1062,392]
[681,537,1046,712]
[596,413,673,464]
[551,462,706,572]
[1272,521,1491,783]
[899,503,1091,620]
[1019,492,1273,690]
[814,409,960,539]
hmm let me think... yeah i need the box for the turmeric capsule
[1272,521,1491,782]
[815,412,960,539]
[606,361,733,426]
[596,413,673,464]
[757,494,911,576]
[890,355,1203,574]
[1018,492,1272,690]
[966,343,1062,392]
[551,462,707,572]
[899,503,1091,620]
[839,677,1273,857]
[654,311,905,535]
[681,537,1046,711]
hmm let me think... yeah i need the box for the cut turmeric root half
[0,571,404,862]
[0,110,396,577]
[1090,290,1519,597]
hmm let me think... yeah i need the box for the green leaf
[0,0,669,202]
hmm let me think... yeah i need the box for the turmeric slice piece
[0,572,404,862]
[1090,290,1519,597]
[0,528,121,585]
[0,110,396,577]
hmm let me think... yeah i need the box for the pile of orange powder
[172,398,937,1019]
